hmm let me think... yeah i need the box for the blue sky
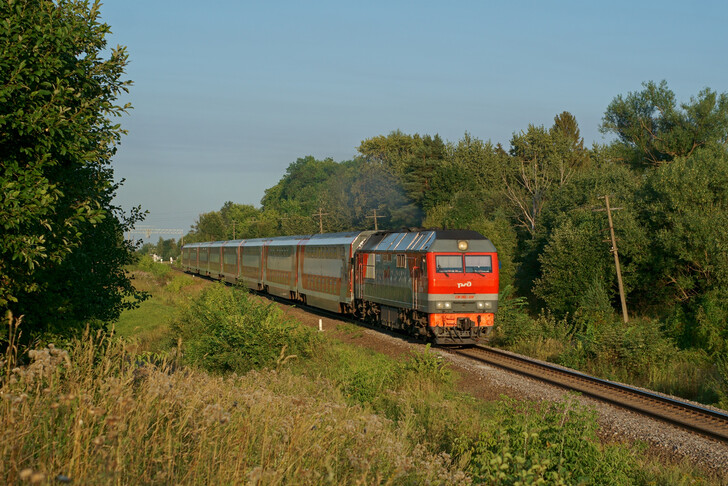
[101,0,728,239]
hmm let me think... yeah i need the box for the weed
[171,283,320,374]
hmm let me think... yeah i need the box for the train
[180,229,499,345]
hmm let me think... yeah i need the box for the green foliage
[0,0,143,338]
[601,80,728,168]
[491,285,532,344]
[171,284,320,374]
[457,397,642,485]
[533,162,650,316]
[321,159,422,231]
[535,216,614,316]
[504,114,589,236]
[399,344,453,384]
[332,343,453,407]
[261,155,340,215]
[358,131,449,211]
[640,147,728,303]
[136,255,172,279]
[138,237,180,261]
[638,147,728,354]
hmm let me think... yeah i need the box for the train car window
[465,255,492,273]
[365,253,376,279]
[436,255,462,273]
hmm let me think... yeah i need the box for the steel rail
[172,268,728,442]
[453,345,728,443]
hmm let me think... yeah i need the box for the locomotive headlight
[444,301,452,309]
[476,302,493,310]
[457,240,469,251]
[436,301,452,310]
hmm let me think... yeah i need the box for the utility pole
[596,195,629,323]
[313,208,329,234]
[367,208,383,231]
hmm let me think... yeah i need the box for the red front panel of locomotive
[426,252,499,328]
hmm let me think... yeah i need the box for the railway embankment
[2,259,725,484]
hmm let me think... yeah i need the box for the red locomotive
[181,229,498,345]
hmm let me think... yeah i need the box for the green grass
[115,258,208,353]
[3,260,717,484]
[114,297,176,352]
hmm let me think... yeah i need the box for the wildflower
[248,466,263,485]
[202,403,230,425]
[30,472,45,484]
[90,406,106,417]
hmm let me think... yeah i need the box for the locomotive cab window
[436,255,463,273]
[465,255,492,273]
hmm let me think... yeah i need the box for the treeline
[185,81,728,359]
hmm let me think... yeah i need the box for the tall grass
[116,261,204,354]
[0,326,467,484]
[2,326,713,484]
[494,292,728,409]
[2,277,719,484]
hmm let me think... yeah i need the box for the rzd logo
[457,281,472,289]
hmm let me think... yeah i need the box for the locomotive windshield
[436,254,493,274]
[465,255,492,273]
[436,255,463,273]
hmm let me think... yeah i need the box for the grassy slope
[0,260,720,484]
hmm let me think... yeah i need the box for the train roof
[360,229,497,253]
[182,231,376,249]
[182,230,496,253]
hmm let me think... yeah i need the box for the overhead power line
[126,227,184,239]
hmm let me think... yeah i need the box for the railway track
[451,345,728,444]
[178,269,728,445]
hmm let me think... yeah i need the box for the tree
[321,159,422,231]
[260,156,339,215]
[634,146,728,355]
[192,211,226,241]
[358,131,448,211]
[601,81,728,168]
[504,114,588,236]
[549,111,589,185]
[0,0,141,337]
[504,125,556,236]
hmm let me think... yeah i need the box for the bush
[456,396,643,485]
[171,284,320,374]
[136,255,172,279]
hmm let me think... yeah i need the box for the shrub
[136,255,172,279]
[456,396,642,485]
[171,283,319,374]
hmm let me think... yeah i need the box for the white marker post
[318,319,323,332]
